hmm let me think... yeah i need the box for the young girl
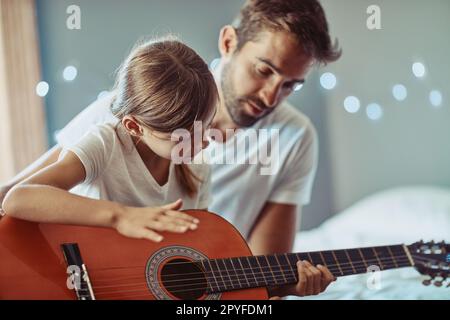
[2,37,218,242]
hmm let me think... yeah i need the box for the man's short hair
[233,0,342,65]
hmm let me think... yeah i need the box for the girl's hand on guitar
[113,199,200,242]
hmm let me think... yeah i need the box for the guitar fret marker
[206,259,220,292]
[215,259,229,291]
[319,251,327,267]
[402,245,415,266]
[284,253,297,279]
[331,250,343,276]
[246,256,259,287]
[220,260,234,289]
[387,246,399,268]
[254,256,268,287]
[264,256,278,285]
[306,252,312,263]
[236,258,251,288]
[344,249,357,274]
[229,258,244,288]
[357,248,369,269]
[274,254,287,283]
[372,247,383,269]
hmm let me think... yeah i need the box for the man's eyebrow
[256,57,305,84]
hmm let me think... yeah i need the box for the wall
[36,0,450,230]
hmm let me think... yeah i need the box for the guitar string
[90,260,440,299]
[90,257,417,295]
[90,255,426,286]
[91,256,432,291]
[81,255,442,299]
[91,258,413,289]
[87,249,409,271]
[92,260,424,298]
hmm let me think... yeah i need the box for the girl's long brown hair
[110,36,218,197]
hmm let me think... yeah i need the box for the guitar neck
[201,244,414,293]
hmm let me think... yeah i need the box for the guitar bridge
[61,243,96,300]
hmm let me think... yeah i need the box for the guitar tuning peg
[433,280,443,287]
[422,278,432,286]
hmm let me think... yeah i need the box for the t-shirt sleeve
[56,92,117,148]
[197,165,212,209]
[63,125,115,185]
[268,121,318,206]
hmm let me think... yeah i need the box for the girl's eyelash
[254,65,297,90]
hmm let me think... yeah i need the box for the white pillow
[316,185,450,246]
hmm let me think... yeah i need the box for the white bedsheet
[290,185,450,300]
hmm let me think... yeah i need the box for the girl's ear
[218,25,238,59]
[122,116,143,136]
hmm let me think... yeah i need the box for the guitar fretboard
[200,244,413,293]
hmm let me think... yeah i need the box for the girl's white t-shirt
[64,122,211,210]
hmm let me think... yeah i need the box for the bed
[290,185,450,300]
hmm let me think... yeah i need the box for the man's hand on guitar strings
[271,260,337,298]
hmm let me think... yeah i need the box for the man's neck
[212,63,241,138]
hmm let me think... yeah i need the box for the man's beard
[220,60,274,127]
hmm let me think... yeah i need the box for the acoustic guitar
[0,210,448,300]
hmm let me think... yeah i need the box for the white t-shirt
[56,92,318,239]
[207,104,318,238]
[62,119,211,210]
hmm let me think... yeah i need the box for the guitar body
[0,210,268,300]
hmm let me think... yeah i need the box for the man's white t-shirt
[56,92,318,239]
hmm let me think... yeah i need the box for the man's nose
[260,82,282,108]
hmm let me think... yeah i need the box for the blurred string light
[429,90,443,108]
[392,84,407,101]
[63,65,78,81]
[344,96,360,113]
[293,83,304,92]
[412,62,426,78]
[366,103,383,121]
[36,81,49,97]
[97,90,110,100]
[53,129,61,143]
[209,58,220,71]
[320,72,337,90]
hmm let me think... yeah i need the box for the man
[1,0,341,298]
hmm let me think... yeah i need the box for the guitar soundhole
[160,258,207,300]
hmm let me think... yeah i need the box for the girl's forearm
[2,184,125,228]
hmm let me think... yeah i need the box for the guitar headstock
[408,240,450,288]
